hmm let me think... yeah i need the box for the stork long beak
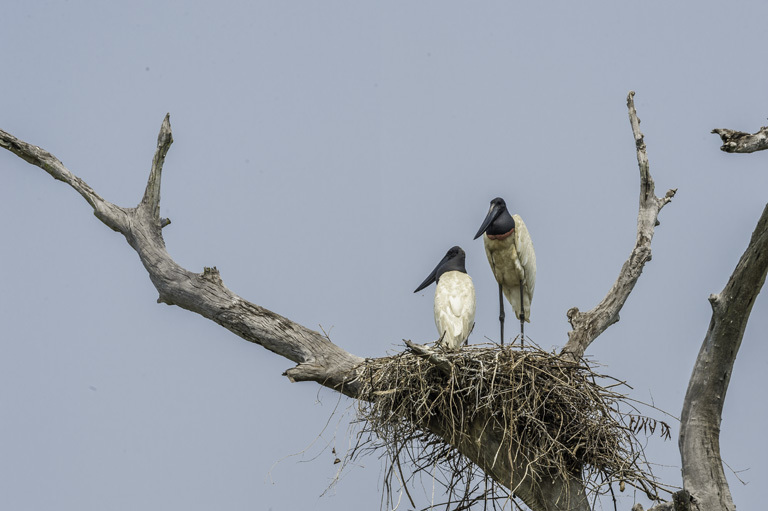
[473,203,502,240]
[414,251,451,293]
[413,265,438,293]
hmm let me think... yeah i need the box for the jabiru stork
[414,246,476,351]
[473,197,536,345]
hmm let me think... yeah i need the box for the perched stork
[413,246,476,351]
[473,197,536,345]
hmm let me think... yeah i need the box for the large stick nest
[351,343,671,510]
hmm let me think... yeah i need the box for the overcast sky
[1,1,767,510]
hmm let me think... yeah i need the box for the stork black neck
[486,210,515,236]
[436,252,467,281]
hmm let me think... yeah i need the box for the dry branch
[679,205,768,511]
[672,132,768,511]
[1,99,684,511]
[563,91,676,361]
[712,126,768,153]
[0,116,597,511]
[0,118,365,396]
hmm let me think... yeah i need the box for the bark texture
[712,126,768,153]
[562,91,676,360]
[678,204,768,511]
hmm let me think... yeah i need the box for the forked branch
[0,119,365,397]
[562,91,676,361]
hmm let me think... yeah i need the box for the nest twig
[350,342,673,509]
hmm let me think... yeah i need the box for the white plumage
[483,214,537,322]
[414,246,476,350]
[433,270,476,350]
[474,197,537,343]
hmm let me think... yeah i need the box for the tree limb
[1,116,590,511]
[562,91,676,360]
[0,118,365,397]
[678,204,768,511]
[712,126,768,153]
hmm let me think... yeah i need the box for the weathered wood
[0,119,365,397]
[562,91,676,360]
[678,204,768,511]
[1,116,590,511]
[712,126,768,153]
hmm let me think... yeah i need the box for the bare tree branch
[4,96,763,511]
[0,126,129,233]
[712,126,768,153]
[678,204,768,511]
[0,119,365,397]
[562,92,676,360]
[1,116,591,511]
[141,113,173,223]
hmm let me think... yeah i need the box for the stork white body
[482,214,536,323]
[433,270,476,350]
[474,197,537,343]
[414,246,476,351]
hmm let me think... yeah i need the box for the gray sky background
[1,2,767,510]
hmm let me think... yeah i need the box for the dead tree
[1,92,765,511]
[628,120,768,511]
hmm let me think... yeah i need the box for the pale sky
[1,2,767,510]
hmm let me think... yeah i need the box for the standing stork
[473,197,536,345]
[413,246,476,351]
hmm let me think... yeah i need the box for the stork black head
[413,246,467,293]
[473,197,515,239]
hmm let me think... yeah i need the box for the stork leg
[519,285,525,348]
[437,330,446,349]
[498,282,505,346]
